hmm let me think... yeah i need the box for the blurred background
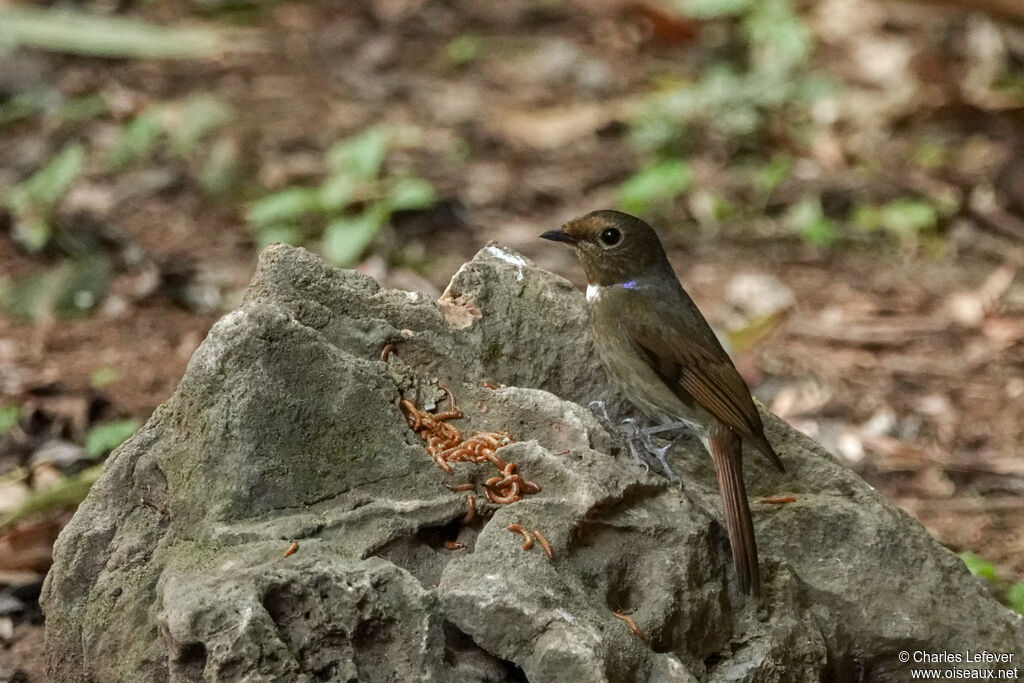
[1,0,1023,677]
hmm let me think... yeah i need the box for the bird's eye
[599,228,622,247]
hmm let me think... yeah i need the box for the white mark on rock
[586,284,600,302]
[485,246,527,281]
[238,606,253,632]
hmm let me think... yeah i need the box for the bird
[540,209,784,596]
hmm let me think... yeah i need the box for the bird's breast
[587,294,703,427]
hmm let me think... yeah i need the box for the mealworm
[486,480,520,504]
[380,343,396,362]
[485,452,507,470]
[533,529,554,559]
[496,474,523,489]
[507,524,534,550]
[463,494,476,524]
[447,482,475,492]
[612,611,644,639]
[552,449,570,456]
[284,541,299,557]
[444,540,464,550]
[759,496,797,504]
[432,453,454,474]
[520,480,542,494]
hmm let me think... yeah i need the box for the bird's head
[540,210,670,286]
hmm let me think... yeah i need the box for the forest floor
[2,0,1024,679]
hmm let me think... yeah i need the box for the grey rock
[42,243,1024,682]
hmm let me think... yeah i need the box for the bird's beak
[539,229,578,245]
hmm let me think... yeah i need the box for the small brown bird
[541,210,784,596]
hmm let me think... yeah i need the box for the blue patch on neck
[620,280,639,290]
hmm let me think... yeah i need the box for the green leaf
[321,209,386,267]
[0,255,110,320]
[961,552,997,582]
[10,217,52,253]
[749,154,793,198]
[0,464,102,530]
[58,93,108,126]
[168,94,230,157]
[197,137,241,197]
[445,34,482,67]
[0,8,242,60]
[878,199,938,236]
[0,403,19,436]
[786,195,835,247]
[85,419,140,458]
[247,187,323,226]
[386,177,435,211]
[669,0,754,18]
[107,110,162,169]
[1007,583,1024,615]
[90,366,118,388]
[854,199,938,238]
[327,127,391,180]
[618,159,693,214]
[744,0,812,74]
[318,174,357,212]
[0,89,49,126]
[8,143,84,213]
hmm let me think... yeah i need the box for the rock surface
[43,244,1024,682]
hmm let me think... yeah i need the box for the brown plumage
[541,209,784,596]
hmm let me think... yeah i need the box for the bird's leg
[626,418,684,482]
[588,402,689,483]
[625,422,653,476]
[588,401,650,474]
[642,419,700,437]
[639,420,704,485]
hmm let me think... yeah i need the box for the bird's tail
[709,421,760,597]
[751,431,785,473]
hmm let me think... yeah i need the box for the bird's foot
[625,422,688,485]
[587,403,689,486]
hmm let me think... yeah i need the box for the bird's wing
[623,290,784,471]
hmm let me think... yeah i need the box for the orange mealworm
[520,480,542,494]
[506,524,534,550]
[432,454,454,474]
[447,482,475,492]
[533,530,554,559]
[284,541,299,557]
[463,494,476,524]
[444,540,464,550]
[612,611,644,639]
[495,474,523,489]
[552,449,570,456]
[482,382,503,390]
[380,343,396,362]
[484,451,507,471]
[759,496,797,504]
[485,478,521,504]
